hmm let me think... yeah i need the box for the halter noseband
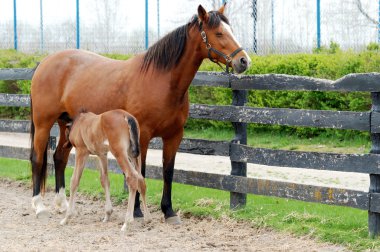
[199,21,243,74]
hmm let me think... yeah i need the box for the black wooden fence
[1,68,380,237]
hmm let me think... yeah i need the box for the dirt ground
[0,179,347,252]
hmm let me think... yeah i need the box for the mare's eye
[216,32,223,37]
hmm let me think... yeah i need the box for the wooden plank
[0,68,35,80]
[0,119,59,136]
[0,145,369,210]
[146,164,368,210]
[230,143,380,174]
[230,73,380,92]
[190,104,370,131]
[192,71,230,87]
[0,93,30,107]
[0,145,30,160]
[0,119,30,133]
[149,137,230,156]
[1,69,380,92]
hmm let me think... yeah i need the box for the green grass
[185,128,371,154]
[1,157,380,250]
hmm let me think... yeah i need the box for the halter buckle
[200,31,207,43]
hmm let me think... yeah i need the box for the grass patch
[1,157,379,250]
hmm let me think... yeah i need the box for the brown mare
[59,110,151,230]
[29,3,251,224]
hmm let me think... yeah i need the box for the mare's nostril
[240,57,247,66]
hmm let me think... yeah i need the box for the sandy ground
[0,179,347,251]
[0,132,366,251]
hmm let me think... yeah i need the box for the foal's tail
[126,115,140,158]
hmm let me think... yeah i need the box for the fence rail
[1,67,380,237]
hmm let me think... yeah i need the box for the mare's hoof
[165,215,181,225]
[133,208,144,218]
[36,208,50,219]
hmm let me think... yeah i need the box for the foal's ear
[198,5,209,23]
[218,2,227,14]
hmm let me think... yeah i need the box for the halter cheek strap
[199,22,243,74]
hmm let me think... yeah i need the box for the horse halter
[199,21,243,74]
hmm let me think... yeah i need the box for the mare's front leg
[53,122,72,213]
[60,149,88,225]
[161,131,183,225]
[98,154,113,222]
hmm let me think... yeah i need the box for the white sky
[0,0,219,31]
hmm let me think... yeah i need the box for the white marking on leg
[54,187,68,213]
[32,194,50,218]
[60,149,87,225]
[121,188,136,232]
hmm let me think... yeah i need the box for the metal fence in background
[0,0,379,55]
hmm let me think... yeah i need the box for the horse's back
[30,50,140,120]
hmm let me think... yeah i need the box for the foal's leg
[133,135,150,218]
[53,121,71,213]
[121,183,136,232]
[97,154,113,222]
[60,149,88,225]
[138,173,151,223]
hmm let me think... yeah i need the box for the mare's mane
[141,11,230,72]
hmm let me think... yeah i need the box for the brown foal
[59,110,151,231]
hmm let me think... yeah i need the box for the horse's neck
[169,40,203,102]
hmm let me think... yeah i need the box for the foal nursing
[60,109,151,231]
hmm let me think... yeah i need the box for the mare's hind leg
[98,154,113,222]
[53,121,71,213]
[31,126,52,218]
[60,149,88,225]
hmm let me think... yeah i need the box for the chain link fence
[0,0,378,55]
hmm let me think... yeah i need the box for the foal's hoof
[120,223,129,232]
[60,218,68,226]
[165,215,181,225]
[36,208,50,219]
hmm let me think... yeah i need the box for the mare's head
[196,3,251,73]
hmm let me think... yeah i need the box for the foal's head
[196,3,251,73]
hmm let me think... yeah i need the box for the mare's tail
[126,115,140,158]
[29,96,48,194]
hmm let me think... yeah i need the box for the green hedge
[1,47,380,137]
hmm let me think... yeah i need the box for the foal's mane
[141,11,230,72]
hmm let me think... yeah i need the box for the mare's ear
[198,5,209,23]
[218,2,227,14]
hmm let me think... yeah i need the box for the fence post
[230,88,247,209]
[369,92,380,238]
[47,135,56,176]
